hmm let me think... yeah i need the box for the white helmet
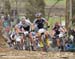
[35,13,42,17]
[21,16,26,20]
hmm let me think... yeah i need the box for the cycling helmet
[35,13,42,17]
[21,16,26,20]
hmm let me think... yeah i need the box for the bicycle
[37,26,50,52]
[23,31,33,51]
[15,33,24,50]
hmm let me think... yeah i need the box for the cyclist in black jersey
[33,13,49,32]
[33,13,50,49]
[52,22,67,49]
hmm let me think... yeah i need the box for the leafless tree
[25,0,45,21]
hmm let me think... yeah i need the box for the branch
[47,0,62,20]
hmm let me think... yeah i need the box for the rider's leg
[29,32,36,50]
[56,38,61,48]
[45,31,50,47]
[45,31,49,38]
[20,36,24,50]
[37,32,41,40]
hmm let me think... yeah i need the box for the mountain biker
[52,22,67,49]
[15,16,35,50]
[33,12,50,48]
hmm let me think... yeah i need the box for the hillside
[0,35,7,48]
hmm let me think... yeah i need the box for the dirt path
[0,50,75,59]
[0,35,75,59]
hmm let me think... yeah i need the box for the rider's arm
[44,19,50,27]
[32,19,37,31]
[60,27,67,33]
[63,27,67,32]
[15,25,21,34]
[50,30,55,37]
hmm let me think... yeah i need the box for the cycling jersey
[15,19,31,32]
[53,25,60,35]
[33,17,46,29]
[53,25,64,37]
